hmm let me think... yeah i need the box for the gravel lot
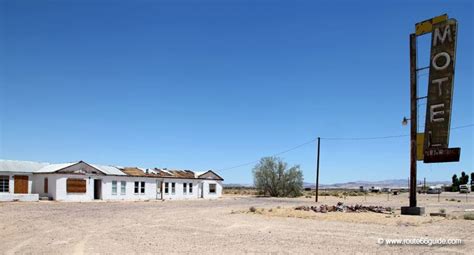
[1,192,473,254]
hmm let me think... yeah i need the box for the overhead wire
[217,124,473,172]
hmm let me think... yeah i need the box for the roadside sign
[424,147,460,163]
[423,19,458,153]
[415,14,448,36]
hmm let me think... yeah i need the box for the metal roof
[0,159,220,179]
[34,162,78,173]
[90,164,126,176]
[0,160,50,173]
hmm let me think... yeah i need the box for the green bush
[463,213,474,220]
[253,157,303,197]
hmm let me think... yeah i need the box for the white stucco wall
[33,174,59,200]
[54,175,94,202]
[27,174,224,202]
[161,179,201,200]
[0,172,36,201]
[0,172,33,194]
[200,180,223,199]
[100,176,157,201]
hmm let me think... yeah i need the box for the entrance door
[156,181,162,200]
[14,175,29,194]
[200,183,204,198]
[94,179,102,200]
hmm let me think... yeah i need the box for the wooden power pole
[315,137,320,202]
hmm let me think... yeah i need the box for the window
[189,183,193,194]
[209,183,216,194]
[140,181,145,193]
[67,178,86,193]
[171,182,175,194]
[44,178,48,193]
[112,181,117,195]
[121,181,126,195]
[0,176,9,193]
[183,183,187,194]
[134,182,139,194]
[164,182,169,194]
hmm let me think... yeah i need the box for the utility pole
[315,137,320,202]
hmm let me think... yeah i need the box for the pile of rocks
[295,202,392,214]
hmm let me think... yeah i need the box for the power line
[219,138,317,171]
[321,134,408,141]
[452,124,474,130]
[217,124,473,172]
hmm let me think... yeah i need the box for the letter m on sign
[423,19,458,151]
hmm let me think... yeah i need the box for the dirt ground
[1,192,473,254]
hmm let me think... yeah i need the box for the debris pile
[295,202,392,214]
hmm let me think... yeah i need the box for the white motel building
[0,159,223,202]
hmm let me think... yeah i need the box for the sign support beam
[401,33,425,215]
[409,33,418,209]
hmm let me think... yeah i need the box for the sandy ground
[1,192,473,254]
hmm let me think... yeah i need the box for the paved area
[1,193,473,254]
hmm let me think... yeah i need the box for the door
[44,178,48,193]
[200,183,204,198]
[14,175,29,194]
[156,181,162,200]
[94,179,102,199]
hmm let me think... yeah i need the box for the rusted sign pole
[401,33,425,215]
[315,137,320,202]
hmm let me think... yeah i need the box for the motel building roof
[0,159,223,181]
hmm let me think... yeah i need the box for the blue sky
[1,0,472,184]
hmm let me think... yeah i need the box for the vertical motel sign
[423,18,461,163]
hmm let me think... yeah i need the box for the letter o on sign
[432,52,451,70]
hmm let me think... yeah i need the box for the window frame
[140,181,145,194]
[0,175,9,193]
[164,182,169,194]
[66,178,87,193]
[112,181,117,195]
[183,183,187,194]
[134,181,139,194]
[120,181,126,195]
[171,182,176,194]
[209,183,217,194]
[189,183,193,194]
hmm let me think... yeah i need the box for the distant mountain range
[224,179,450,189]
[304,179,450,189]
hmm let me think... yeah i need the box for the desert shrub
[439,208,446,214]
[249,206,257,213]
[253,157,303,197]
[463,213,474,220]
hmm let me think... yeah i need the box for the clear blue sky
[1,0,472,184]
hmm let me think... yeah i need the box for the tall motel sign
[402,14,461,215]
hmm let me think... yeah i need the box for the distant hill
[223,179,450,189]
[303,179,450,189]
